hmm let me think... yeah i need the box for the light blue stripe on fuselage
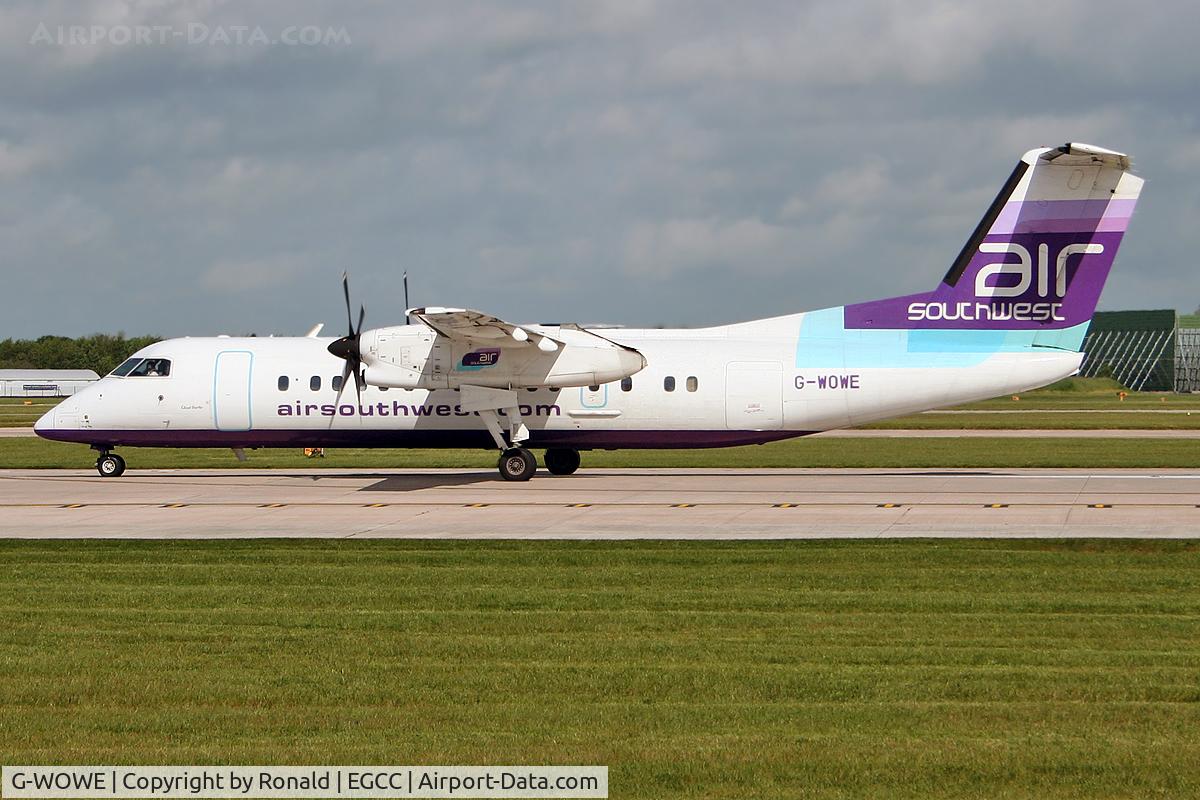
[795,307,1089,368]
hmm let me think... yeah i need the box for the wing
[409,307,562,351]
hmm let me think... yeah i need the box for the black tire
[543,448,581,476]
[96,453,126,478]
[498,447,536,482]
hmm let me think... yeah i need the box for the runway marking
[773,503,797,508]
[61,503,84,509]
[161,503,188,508]
[1089,503,1112,509]
[465,503,490,508]
[986,503,1009,508]
[877,503,902,508]
[566,503,592,508]
[260,503,286,508]
[671,503,695,508]
[364,503,389,508]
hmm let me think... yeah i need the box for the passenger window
[110,358,142,377]
[310,376,321,391]
[129,358,170,377]
[621,377,633,392]
[687,376,698,392]
[332,375,343,392]
[278,376,289,391]
[664,376,675,392]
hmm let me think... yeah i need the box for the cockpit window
[110,358,142,377]
[128,358,171,377]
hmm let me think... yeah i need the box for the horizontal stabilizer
[1040,143,1131,171]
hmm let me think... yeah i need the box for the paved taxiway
[2,468,1200,538]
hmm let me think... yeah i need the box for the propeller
[327,272,366,407]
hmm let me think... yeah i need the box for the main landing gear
[543,447,581,476]
[497,448,581,481]
[498,447,537,482]
[460,384,538,482]
[460,385,586,482]
[95,451,126,478]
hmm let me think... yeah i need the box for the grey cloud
[2,0,1199,337]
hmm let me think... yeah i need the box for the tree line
[0,334,161,376]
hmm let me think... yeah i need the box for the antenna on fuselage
[404,271,411,325]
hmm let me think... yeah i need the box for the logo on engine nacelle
[460,349,501,370]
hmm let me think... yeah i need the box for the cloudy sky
[3,0,1199,338]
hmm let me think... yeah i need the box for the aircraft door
[725,362,783,430]
[213,351,253,431]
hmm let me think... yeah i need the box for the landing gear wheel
[498,447,537,482]
[96,453,126,478]
[543,448,581,476]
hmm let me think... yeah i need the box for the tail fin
[845,143,1143,334]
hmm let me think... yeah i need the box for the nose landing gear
[95,451,126,478]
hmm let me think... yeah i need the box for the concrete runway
[2,468,1200,538]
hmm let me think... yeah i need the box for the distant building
[0,369,100,397]
[1177,313,1200,393]
[1078,310,1200,392]
[1079,310,1175,391]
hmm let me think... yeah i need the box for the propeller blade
[341,272,354,334]
[329,362,354,430]
[333,360,352,407]
[330,274,368,417]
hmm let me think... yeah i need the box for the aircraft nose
[33,406,56,435]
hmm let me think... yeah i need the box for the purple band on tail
[846,195,1134,331]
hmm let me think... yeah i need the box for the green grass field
[955,377,1200,410]
[0,398,59,426]
[5,435,1200,470]
[2,540,1197,799]
[865,411,1200,429]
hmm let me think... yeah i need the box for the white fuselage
[36,310,1081,451]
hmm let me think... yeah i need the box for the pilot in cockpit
[129,358,171,377]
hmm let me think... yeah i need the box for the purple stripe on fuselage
[36,428,809,450]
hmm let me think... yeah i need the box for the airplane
[35,143,1142,481]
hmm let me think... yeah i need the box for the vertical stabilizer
[844,143,1143,334]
